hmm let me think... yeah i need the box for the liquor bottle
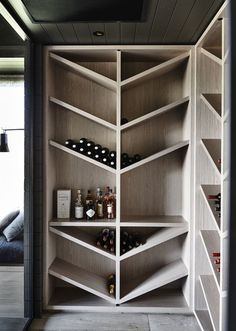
[95,188,104,219]
[103,186,110,218]
[133,154,142,162]
[75,189,84,219]
[107,274,115,295]
[85,190,95,220]
[121,118,129,125]
[212,252,220,257]
[107,189,115,219]
[65,139,74,149]
[86,140,94,149]
[101,147,109,156]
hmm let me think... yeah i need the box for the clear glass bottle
[95,188,104,219]
[75,189,84,219]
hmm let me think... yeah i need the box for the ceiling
[1,0,225,45]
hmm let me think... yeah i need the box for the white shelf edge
[49,226,116,261]
[49,140,117,174]
[201,139,221,177]
[200,185,221,234]
[120,52,190,89]
[49,220,116,227]
[120,141,189,174]
[50,97,117,131]
[120,259,188,304]
[199,275,220,331]
[120,226,188,261]
[200,94,221,122]
[48,258,116,304]
[121,97,189,131]
[199,230,220,292]
[201,48,222,66]
[50,52,117,91]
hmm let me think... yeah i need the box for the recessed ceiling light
[93,31,104,37]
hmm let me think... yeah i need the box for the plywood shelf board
[121,52,190,90]
[49,140,117,174]
[199,275,220,331]
[120,140,189,174]
[201,139,221,176]
[48,258,115,303]
[200,185,221,232]
[121,97,189,131]
[201,94,222,120]
[195,310,214,331]
[120,259,188,304]
[49,226,116,261]
[200,230,220,290]
[201,48,222,66]
[50,220,116,227]
[120,215,188,227]
[50,97,117,130]
[120,227,188,261]
[50,52,117,91]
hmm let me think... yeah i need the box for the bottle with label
[85,190,95,221]
[107,189,115,219]
[75,189,84,219]
[96,188,104,219]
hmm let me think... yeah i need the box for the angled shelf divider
[120,215,188,227]
[200,185,221,232]
[200,94,222,121]
[201,48,222,66]
[200,230,220,291]
[49,258,116,304]
[120,141,189,174]
[120,226,188,261]
[50,97,117,131]
[121,97,189,131]
[195,310,214,331]
[121,52,190,90]
[49,140,117,174]
[50,52,117,91]
[49,226,116,261]
[199,275,220,331]
[201,139,221,176]
[120,259,188,304]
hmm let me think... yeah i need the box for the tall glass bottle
[85,190,95,221]
[95,188,104,219]
[75,189,84,219]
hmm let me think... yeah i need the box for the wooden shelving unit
[195,3,229,330]
[42,2,229,323]
[44,45,192,312]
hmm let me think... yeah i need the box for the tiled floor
[29,313,201,331]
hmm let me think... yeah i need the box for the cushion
[3,211,24,242]
[0,209,20,232]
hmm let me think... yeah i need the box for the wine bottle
[109,160,116,168]
[133,234,142,247]
[214,259,220,264]
[78,144,87,154]
[101,147,109,156]
[133,154,142,162]
[121,153,129,160]
[121,231,128,246]
[102,228,110,242]
[127,234,134,250]
[86,140,94,149]
[65,139,74,148]
[95,188,104,219]
[109,151,116,159]
[109,230,115,245]
[71,142,79,151]
[208,193,221,200]
[107,274,115,295]
[128,157,134,165]
[85,190,95,220]
[94,144,102,153]
[86,149,93,158]
[79,138,87,145]
[212,252,220,257]
[102,156,109,165]
[75,189,84,219]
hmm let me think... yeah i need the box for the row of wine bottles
[65,138,116,169]
[75,187,116,220]
[208,193,221,218]
[96,229,144,255]
[64,138,142,169]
